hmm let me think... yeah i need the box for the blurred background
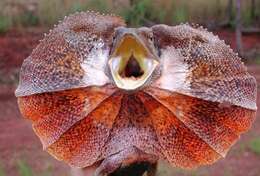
[0,0,259,176]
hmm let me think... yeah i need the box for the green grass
[0,159,53,176]
[0,0,258,29]
[172,6,189,24]
[0,158,55,176]
[70,2,87,13]
[122,0,166,27]
[0,163,5,176]
[19,12,39,27]
[255,55,260,65]
[0,16,11,34]
[248,137,260,155]
[17,159,55,176]
[17,160,34,176]
[87,0,110,13]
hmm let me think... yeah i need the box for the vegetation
[172,5,188,24]
[121,0,166,26]
[17,160,34,176]
[0,163,5,176]
[0,16,11,34]
[255,55,260,65]
[19,11,39,27]
[0,160,53,176]
[0,0,259,30]
[248,137,260,155]
[87,0,110,13]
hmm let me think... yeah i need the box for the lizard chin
[94,147,158,176]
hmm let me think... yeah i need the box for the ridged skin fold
[16,12,257,169]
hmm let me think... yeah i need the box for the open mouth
[109,34,158,90]
[119,54,144,78]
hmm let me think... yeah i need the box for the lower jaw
[113,75,152,91]
[109,57,158,91]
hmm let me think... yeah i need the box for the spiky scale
[15,12,125,96]
[151,24,257,110]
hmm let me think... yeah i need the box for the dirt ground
[0,28,259,176]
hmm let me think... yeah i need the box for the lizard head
[109,26,159,91]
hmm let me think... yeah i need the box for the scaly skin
[16,11,257,175]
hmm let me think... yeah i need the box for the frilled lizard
[15,12,257,176]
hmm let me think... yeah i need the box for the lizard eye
[112,33,117,41]
[149,34,154,42]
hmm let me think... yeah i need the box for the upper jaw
[108,34,159,91]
